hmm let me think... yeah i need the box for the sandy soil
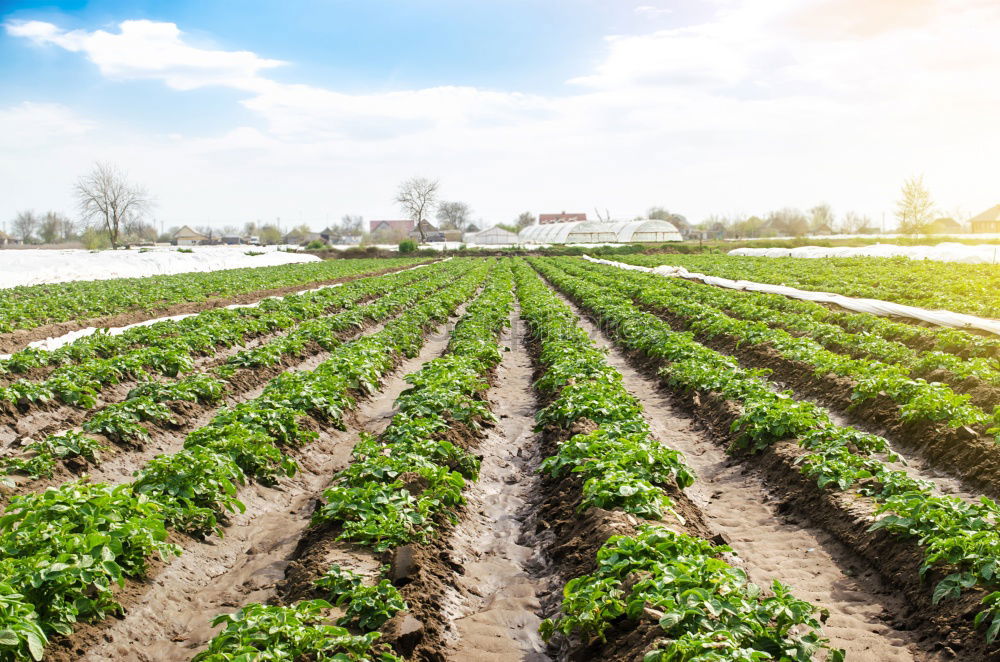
[441,308,555,662]
[64,313,463,661]
[562,293,941,661]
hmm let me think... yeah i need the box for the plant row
[511,261,842,661]
[532,256,1000,646]
[0,261,440,416]
[580,258,1000,392]
[617,252,1000,321]
[560,258,997,434]
[192,262,515,660]
[0,256,427,335]
[0,260,488,661]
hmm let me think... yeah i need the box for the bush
[398,239,418,253]
[305,239,326,250]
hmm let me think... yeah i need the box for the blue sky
[2,0,999,229]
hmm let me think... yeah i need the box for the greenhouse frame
[519,219,682,244]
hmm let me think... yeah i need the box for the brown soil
[0,261,427,354]
[42,303,462,662]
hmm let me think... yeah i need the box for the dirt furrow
[560,292,941,661]
[50,314,465,662]
[440,308,555,662]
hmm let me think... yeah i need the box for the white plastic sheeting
[0,258,446,359]
[583,256,1000,336]
[520,219,683,245]
[0,245,320,289]
[729,243,1000,264]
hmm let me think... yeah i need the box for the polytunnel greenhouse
[519,219,682,244]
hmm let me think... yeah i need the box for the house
[221,235,242,245]
[172,225,208,246]
[969,205,1000,233]
[369,220,415,237]
[0,231,11,247]
[927,217,963,234]
[409,220,444,242]
[282,230,323,245]
[539,212,587,225]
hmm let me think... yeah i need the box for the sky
[2,0,999,231]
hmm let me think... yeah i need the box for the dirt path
[72,315,463,662]
[562,294,941,661]
[441,308,555,662]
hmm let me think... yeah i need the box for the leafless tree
[647,206,690,234]
[895,175,935,234]
[38,211,74,244]
[74,162,153,249]
[11,210,39,244]
[395,177,439,243]
[339,214,364,236]
[839,211,870,234]
[514,212,535,230]
[436,201,472,231]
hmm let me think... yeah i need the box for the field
[0,253,998,661]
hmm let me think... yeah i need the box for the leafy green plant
[314,566,406,630]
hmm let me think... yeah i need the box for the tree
[840,211,870,234]
[733,215,765,238]
[766,208,808,236]
[395,177,439,243]
[436,201,472,231]
[514,212,535,230]
[11,210,38,244]
[896,175,935,234]
[39,211,73,244]
[808,203,834,232]
[259,224,282,245]
[647,207,690,234]
[339,214,364,236]
[74,162,152,249]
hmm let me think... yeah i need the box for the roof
[369,220,414,233]
[520,219,682,244]
[969,205,1000,223]
[604,219,682,242]
[464,225,520,240]
[539,212,587,224]
[173,225,208,239]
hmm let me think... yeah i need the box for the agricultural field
[617,253,1000,318]
[0,254,999,661]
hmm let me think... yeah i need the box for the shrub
[398,239,418,253]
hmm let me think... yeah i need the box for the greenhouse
[519,219,682,244]
[463,225,521,245]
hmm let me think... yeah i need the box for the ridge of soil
[40,305,464,662]
[0,260,430,354]
[637,299,1000,500]
[545,276,998,660]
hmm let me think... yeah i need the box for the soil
[42,299,464,662]
[0,261,426,354]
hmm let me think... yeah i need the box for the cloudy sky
[2,0,998,230]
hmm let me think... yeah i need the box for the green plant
[398,239,417,253]
[314,566,407,630]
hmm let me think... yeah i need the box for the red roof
[369,220,415,233]
[539,213,587,224]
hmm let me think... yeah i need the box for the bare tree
[339,214,364,236]
[808,203,834,231]
[39,211,73,244]
[514,212,535,230]
[395,177,439,243]
[436,201,472,231]
[74,162,153,249]
[895,175,935,234]
[647,206,690,234]
[12,210,39,244]
[839,211,870,234]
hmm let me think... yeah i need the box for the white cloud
[4,4,1000,228]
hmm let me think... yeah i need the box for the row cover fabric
[729,243,1000,265]
[583,256,1000,336]
[0,259,446,359]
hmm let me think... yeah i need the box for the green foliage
[398,238,418,253]
[314,566,406,630]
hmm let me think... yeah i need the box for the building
[969,205,1000,233]
[539,212,587,225]
[283,230,323,245]
[369,220,414,236]
[172,225,208,246]
[927,217,963,234]
[221,234,242,245]
[520,219,683,244]
[463,225,521,245]
[409,220,444,242]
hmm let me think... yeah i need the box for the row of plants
[533,257,1000,647]
[577,258,1000,391]
[558,258,997,434]
[191,262,515,660]
[0,260,488,661]
[0,262,440,416]
[616,252,1000,321]
[512,260,842,661]
[0,256,428,335]
[0,264,462,483]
